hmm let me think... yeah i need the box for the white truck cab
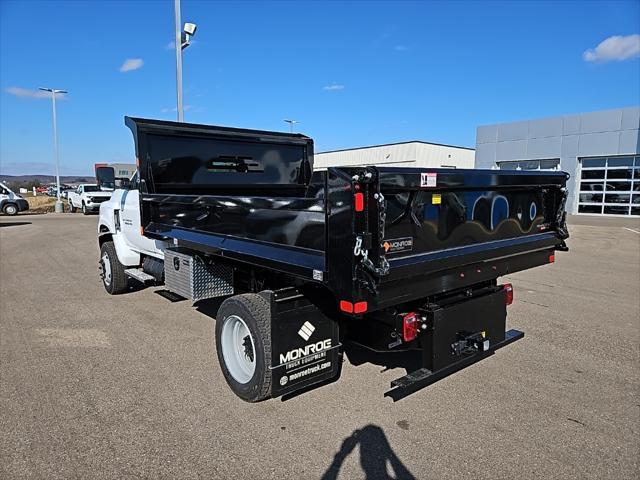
[98,173,167,293]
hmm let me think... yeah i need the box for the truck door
[74,186,83,207]
[119,174,164,258]
[0,184,10,208]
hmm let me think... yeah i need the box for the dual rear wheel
[215,294,272,403]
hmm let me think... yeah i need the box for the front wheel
[216,294,272,402]
[3,203,18,216]
[82,203,89,215]
[99,241,128,294]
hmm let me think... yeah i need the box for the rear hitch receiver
[451,331,490,356]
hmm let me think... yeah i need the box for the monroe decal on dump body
[383,237,413,254]
[279,339,332,364]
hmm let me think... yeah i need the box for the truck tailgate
[375,168,568,276]
[325,166,569,310]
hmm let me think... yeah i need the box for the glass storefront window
[578,155,640,216]
[604,205,630,215]
[578,204,602,214]
[607,168,633,179]
[580,182,604,191]
[581,169,605,179]
[582,158,606,168]
[579,193,603,203]
[608,157,633,167]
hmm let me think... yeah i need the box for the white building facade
[315,141,475,170]
[475,107,640,217]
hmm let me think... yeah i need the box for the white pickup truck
[67,184,112,215]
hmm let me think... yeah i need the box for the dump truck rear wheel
[216,294,272,402]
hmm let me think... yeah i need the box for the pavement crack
[567,417,587,427]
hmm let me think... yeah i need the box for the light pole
[39,87,67,213]
[284,119,299,133]
[174,0,197,122]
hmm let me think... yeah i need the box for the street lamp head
[183,22,197,36]
[181,22,197,50]
[39,87,68,95]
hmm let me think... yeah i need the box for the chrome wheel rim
[221,314,256,384]
[5,205,16,214]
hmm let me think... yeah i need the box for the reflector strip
[403,312,418,342]
[549,254,555,263]
[354,301,368,314]
[354,193,364,212]
[339,300,353,313]
[503,283,514,306]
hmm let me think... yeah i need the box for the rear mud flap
[263,289,342,398]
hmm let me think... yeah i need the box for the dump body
[127,117,569,314]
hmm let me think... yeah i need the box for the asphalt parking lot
[1,214,639,479]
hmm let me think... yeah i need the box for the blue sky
[1,0,639,175]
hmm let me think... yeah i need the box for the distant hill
[0,174,94,186]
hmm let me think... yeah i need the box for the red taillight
[503,283,514,306]
[354,301,368,314]
[354,192,364,212]
[339,300,353,313]
[340,300,367,314]
[403,312,418,342]
[549,254,555,263]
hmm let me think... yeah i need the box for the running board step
[125,268,156,284]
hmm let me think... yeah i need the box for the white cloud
[583,34,640,63]
[4,87,66,99]
[119,58,144,72]
[323,84,345,91]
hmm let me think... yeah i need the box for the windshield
[84,185,100,192]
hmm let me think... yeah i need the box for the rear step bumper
[385,329,524,401]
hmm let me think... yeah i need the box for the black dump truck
[97,117,569,402]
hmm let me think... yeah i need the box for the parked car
[68,184,112,215]
[0,181,29,215]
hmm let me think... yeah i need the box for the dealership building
[315,141,475,170]
[475,107,640,217]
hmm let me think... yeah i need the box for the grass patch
[25,195,72,214]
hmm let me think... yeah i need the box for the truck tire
[3,203,18,216]
[100,241,128,294]
[69,201,76,213]
[216,294,272,402]
[82,203,89,215]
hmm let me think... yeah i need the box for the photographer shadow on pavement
[321,424,416,480]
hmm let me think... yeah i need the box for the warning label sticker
[421,172,437,187]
